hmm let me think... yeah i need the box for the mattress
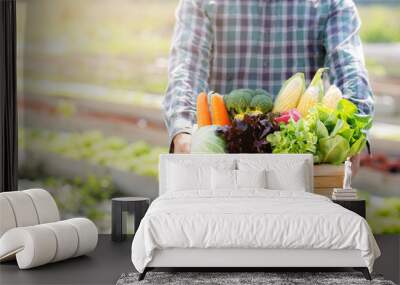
[131,190,380,273]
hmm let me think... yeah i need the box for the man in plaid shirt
[163,0,374,158]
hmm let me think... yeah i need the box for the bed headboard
[159,154,314,195]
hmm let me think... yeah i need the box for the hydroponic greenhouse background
[17,0,400,234]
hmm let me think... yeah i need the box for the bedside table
[111,197,150,242]
[332,199,366,218]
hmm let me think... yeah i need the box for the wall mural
[16,0,400,234]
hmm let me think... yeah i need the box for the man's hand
[350,154,361,176]
[173,133,192,154]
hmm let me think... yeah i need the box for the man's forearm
[324,0,374,116]
[164,111,194,152]
[162,0,212,145]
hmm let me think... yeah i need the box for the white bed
[131,154,380,280]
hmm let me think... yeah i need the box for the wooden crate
[313,164,344,198]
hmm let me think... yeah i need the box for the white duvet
[131,190,380,273]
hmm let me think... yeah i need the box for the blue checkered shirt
[162,0,374,144]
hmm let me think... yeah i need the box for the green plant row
[359,191,400,234]
[19,128,168,177]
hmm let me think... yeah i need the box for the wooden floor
[0,235,398,285]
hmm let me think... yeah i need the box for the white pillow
[266,165,306,191]
[211,168,236,190]
[238,158,308,191]
[211,169,267,190]
[167,162,211,191]
[236,169,267,189]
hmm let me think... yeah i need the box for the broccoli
[250,94,273,114]
[224,88,273,119]
[224,89,254,117]
[253,89,271,97]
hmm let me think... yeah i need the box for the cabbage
[191,126,226,154]
[318,135,350,164]
[307,99,372,164]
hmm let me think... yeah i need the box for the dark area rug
[116,272,396,285]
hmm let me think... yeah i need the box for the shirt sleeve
[162,0,213,147]
[324,0,374,116]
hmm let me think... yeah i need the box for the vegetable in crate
[224,88,273,119]
[318,135,349,164]
[249,91,273,115]
[296,68,326,117]
[307,98,372,164]
[274,108,301,124]
[267,118,318,155]
[217,113,278,153]
[196,92,212,127]
[272,73,305,113]
[210,93,231,126]
[191,126,226,154]
[224,89,253,119]
[322,85,342,109]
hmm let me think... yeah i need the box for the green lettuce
[308,99,372,164]
[267,119,318,155]
[316,120,329,139]
[318,135,350,164]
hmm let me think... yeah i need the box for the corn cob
[297,86,320,117]
[322,85,342,109]
[272,73,305,113]
[296,68,327,117]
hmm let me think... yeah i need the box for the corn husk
[322,85,343,109]
[272,73,305,113]
[297,86,320,117]
[297,68,327,117]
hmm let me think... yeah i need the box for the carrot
[196,92,212,127]
[211,93,231,126]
